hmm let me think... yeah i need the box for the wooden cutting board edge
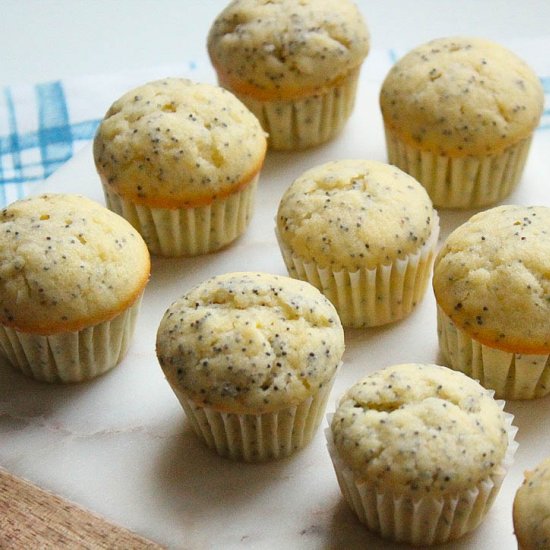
[0,467,165,549]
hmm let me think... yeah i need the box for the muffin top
[0,193,150,334]
[513,457,550,550]
[207,0,369,101]
[331,363,509,495]
[93,78,266,208]
[276,159,438,271]
[433,205,550,354]
[156,271,344,414]
[380,37,544,157]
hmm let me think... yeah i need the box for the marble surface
[2,57,550,550]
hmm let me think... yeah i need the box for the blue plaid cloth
[0,61,203,207]
[1,45,549,208]
[0,81,98,203]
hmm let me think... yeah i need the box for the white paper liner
[437,305,550,400]
[227,67,360,151]
[325,405,518,546]
[172,374,336,462]
[384,128,533,209]
[0,294,143,383]
[276,219,439,328]
[103,175,258,257]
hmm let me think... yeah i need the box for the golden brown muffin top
[380,37,544,157]
[331,363,509,495]
[156,272,344,414]
[208,0,369,101]
[94,78,266,208]
[0,193,150,334]
[433,205,550,354]
[276,159,438,271]
[514,457,550,550]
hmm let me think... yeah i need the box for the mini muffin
[514,457,550,549]
[0,193,150,382]
[93,78,267,256]
[276,159,439,328]
[207,0,370,150]
[156,271,344,462]
[327,363,517,546]
[433,205,550,399]
[380,37,544,209]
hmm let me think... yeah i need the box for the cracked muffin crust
[93,78,267,256]
[0,193,149,334]
[434,205,550,354]
[331,363,509,493]
[380,37,544,208]
[327,363,515,545]
[380,37,543,157]
[94,78,266,209]
[276,159,439,327]
[514,456,550,549]
[277,159,437,272]
[207,0,369,150]
[156,271,344,415]
[208,0,369,101]
[156,271,345,461]
[0,193,150,382]
[433,205,550,399]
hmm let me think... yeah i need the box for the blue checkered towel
[1,41,549,208]
[0,61,204,206]
[0,80,99,203]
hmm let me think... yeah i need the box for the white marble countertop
[1,2,550,549]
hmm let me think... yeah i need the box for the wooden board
[0,468,164,549]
